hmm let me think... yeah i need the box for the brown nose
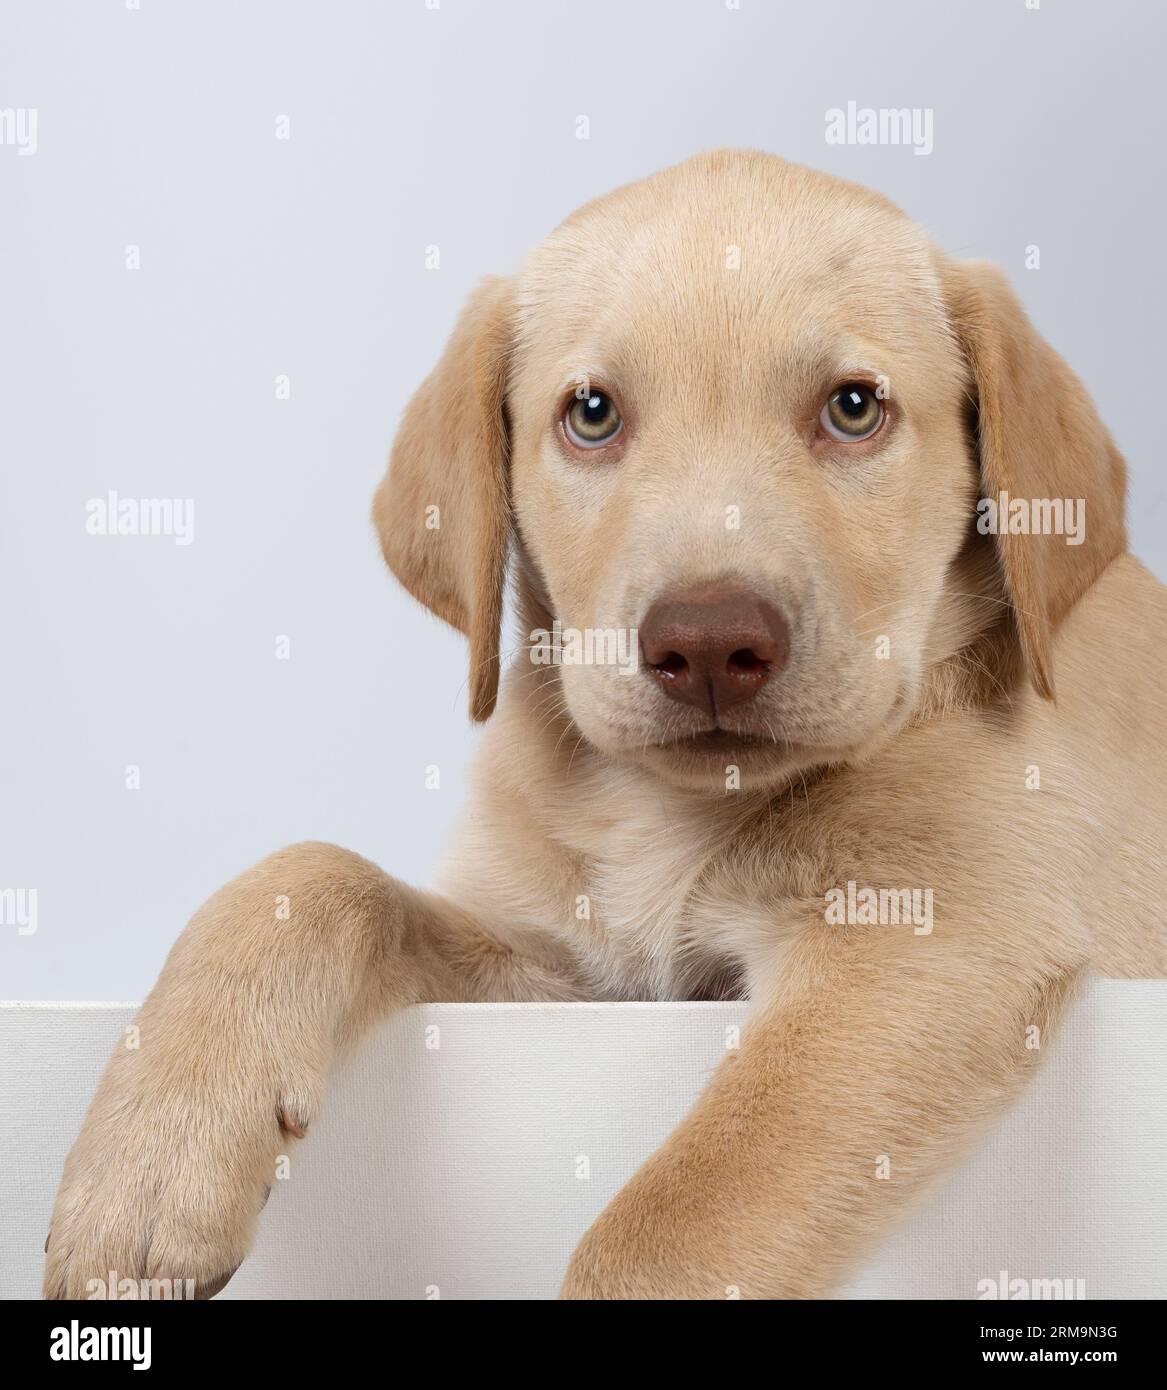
[640,588,791,718]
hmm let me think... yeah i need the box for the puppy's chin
[634,734,827,794]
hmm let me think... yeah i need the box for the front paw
[561,1212,721,1301]
[43,1002,320,1300]
[560,1232,688,1301]
[560,1160,758,1300]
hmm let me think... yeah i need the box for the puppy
[45,151,1167,1300]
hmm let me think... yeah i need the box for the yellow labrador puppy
[45,151,1167,1300]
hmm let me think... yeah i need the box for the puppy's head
[376,151,1126,792]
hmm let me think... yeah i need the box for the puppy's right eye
[564,391,623,449]
[819,383,883,441]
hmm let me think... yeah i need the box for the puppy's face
[379,152,1124,796]
[506,158,973,790]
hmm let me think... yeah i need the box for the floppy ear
[942,259,1127,700]
[373,277,514,721]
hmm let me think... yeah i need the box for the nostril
[727,648,769,678]
[652,651,689,678]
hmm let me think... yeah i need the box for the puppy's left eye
[820,384,883,441]
[564,391,623,448]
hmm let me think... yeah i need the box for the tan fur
[941,258,1128,699]
[373,275,515,721]
[45,151,1166,1300]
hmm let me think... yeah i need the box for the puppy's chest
[571,806,795,1002]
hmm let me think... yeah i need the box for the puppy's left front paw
[559,1213,718,1300]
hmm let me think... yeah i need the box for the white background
[2,0,1164,999]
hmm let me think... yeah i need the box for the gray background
[2,0,1163,1000]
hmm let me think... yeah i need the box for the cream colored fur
[45,152,1167,1300]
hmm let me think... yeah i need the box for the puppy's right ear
[374,277,514,721]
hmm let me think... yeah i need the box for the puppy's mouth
[654,727,790,754]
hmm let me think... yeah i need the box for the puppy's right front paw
[44,1034,319,1300]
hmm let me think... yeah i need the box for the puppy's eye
[564,391,623,448]
[820,384,883,441]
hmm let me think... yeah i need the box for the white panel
[1,982,1164,1300]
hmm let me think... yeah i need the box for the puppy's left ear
[942,258,1127,699]
[374,277,514,721]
